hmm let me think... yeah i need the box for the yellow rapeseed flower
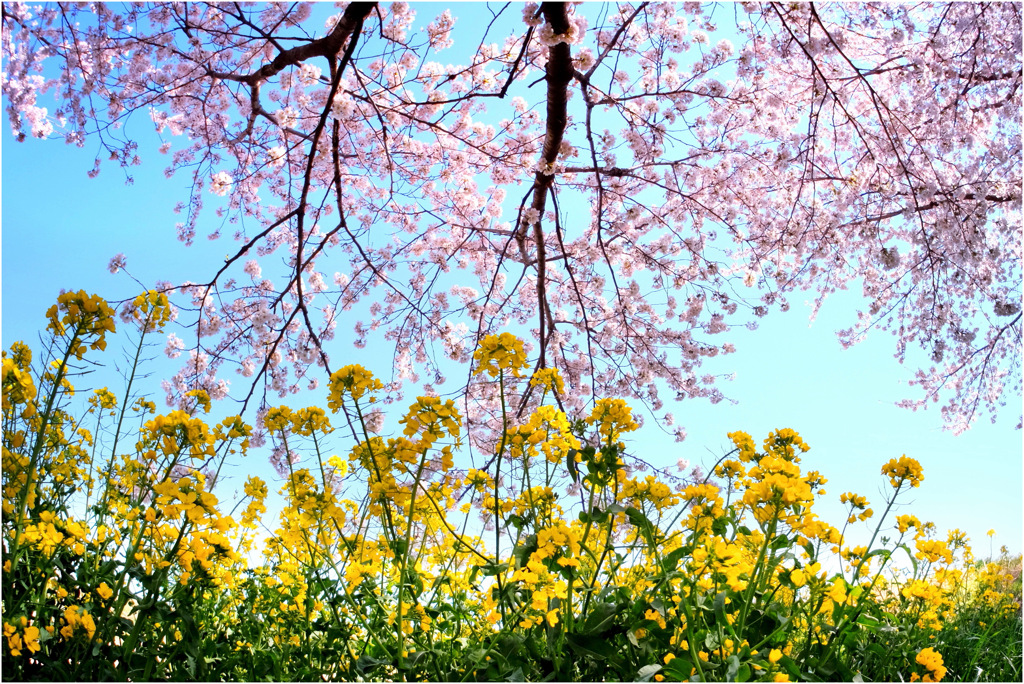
[727,430,757,461]
[2,356,37,410]
[881,455,924,489]
[45,290,116,358]
[916,647,947,682]
[586,398,639,442]
[327,364,383,410]
[897,514,922,534]
[530,367,565,394]
[130,290,174,331]
[472,332,528,378]
[60,606,96,641]
[790,568,807,588]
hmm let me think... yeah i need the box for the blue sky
[1,3,1020,564]
[3,126,1020,563]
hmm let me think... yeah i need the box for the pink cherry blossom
[108,253,127,274]
[1,1,1018,442]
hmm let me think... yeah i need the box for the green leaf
[661,546,687,573]
[513,535,538,569]
[664,656,694,680]
[406,649,428,669]
[637,663,662,681]
[897,543,919,576]
[478,561,509,576]
[565,632,623,667]
[780,655,802,681]
[856,613,880,632]
[566,632,607,659]
[712,515,730,537]
[567,449,579,483]
[626,506,657,547]
[725,654,744,682]
[355,654,389,674]
[830,654,858,681]
[714,591,729,626]
[583,601,619,635]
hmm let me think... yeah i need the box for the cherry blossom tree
[3,2,1020,443]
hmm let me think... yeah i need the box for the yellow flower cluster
[689,536,751,592]
[2,356,36,411]
[143,410,216,459]
[586,397,639,443]
[265,405,295,434]
[519,405,579,465]
[3,618,42,656]
[742,451,814,526]
[535,521,581,560]
[472,332,528,378]
[714,458,746,483]
[915,538,954,565]
[788,563,822,588]
[762,428,811,462]
[623,475,680,512]
[2,344,35,415]
[291,406,331,436]
[241,476,268,528]
[881,455,924,489]
[840,492,873,523]
[130,289,174,331]
[896,514,921,534]
[529,367,565,395]
[914,647,947,682]
[900,578,947,627]
[185,388,212,414]
[59,605,97,641]
[400,396,461,450]
[91,387,119,410]
[727,430,758,461]
[18,511,86,557]
[680,483,725,533]
[45,290,116,359]
[265,405,333,436]
[327,364,383,410]
[6,341,32,369]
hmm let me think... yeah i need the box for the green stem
[9,326,80,573]
[819,483,905,666]
[492,370,511,624]
[738,511,779,635]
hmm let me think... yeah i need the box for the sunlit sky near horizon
[1,2,1020,565]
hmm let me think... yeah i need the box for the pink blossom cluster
[2,1,1019,440]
